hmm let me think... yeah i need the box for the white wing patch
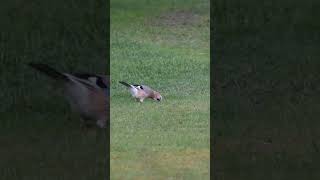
[88,77,98,83]
[129,86,139,97]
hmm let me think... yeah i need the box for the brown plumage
[29,63,109,128]
[119,81,162,102]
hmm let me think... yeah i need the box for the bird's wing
[133,84,144,90]
[139,85,154,94]
[64,73,102,92]
[119,81,135,88]
[73,74,109,89]
[28,63,109,92]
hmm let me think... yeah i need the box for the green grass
[0,0,108,179]
[111,0,210,179]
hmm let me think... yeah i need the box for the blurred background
[0,0,108,179]
[212,0,320,179]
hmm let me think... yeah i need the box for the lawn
[110,0,210,179]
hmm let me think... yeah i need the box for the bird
[28,62,109,129]
[119,81,162,102]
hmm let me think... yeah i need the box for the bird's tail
[119,81,132,87]
[28,63,68,81]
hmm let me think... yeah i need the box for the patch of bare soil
[148,10,201,27]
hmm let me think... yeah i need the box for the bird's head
[153,92,162,102]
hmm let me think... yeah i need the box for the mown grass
[0,0,108,179]
[213,0,320,179]
[111,0,210,179]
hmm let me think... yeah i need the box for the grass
[0,0,108,179]
[213,0,320,179]
[110,0,210,179]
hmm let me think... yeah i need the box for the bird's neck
[149,91,156,98]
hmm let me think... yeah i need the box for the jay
[28,63,109,128]
[119,81,162,102]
